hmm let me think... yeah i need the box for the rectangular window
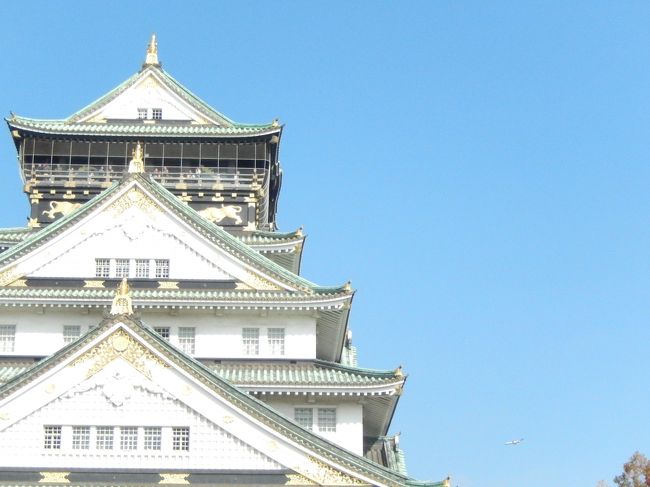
[72,426,90,450]
[172,427,190,451]
[135,259,150,278]
[144,427,162,450]
[63,325,81,344]
[317,408,337,433]
[242,328,259,355]
[115,259,130,278]
[154,259,170,278]
[0,325,15,352]
[294,408,313,431]
[152,108,162,120]
[178,327,195,354]
[96,426,114,449]
[95,258,110,278]
[120,426,138,450]
[154,327,170,341]
[137,108,147,119]
[268,328,285,355]
[43,425,62,449]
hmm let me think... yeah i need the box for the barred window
[317,408,337,433]
[0,325,15,352]
[63,325,81,344]
[95,258,110,278]
[154,327,170,341]
[120,426,138,450]
[155,259,169,278]
[242,328,259,355]
[135,259,150,278]
[294,408,313,431]
[152,108,162,120]
[72,426,90,450]
[96,426,114,449]
[137,108,147,119]
[144,427,162,450]
[43,425,62,449]
[268,328,285,355]
[172,427,190,451]
[115,259,130,278]
[178,327,195,354]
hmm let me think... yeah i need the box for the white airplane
[505,438,524,445]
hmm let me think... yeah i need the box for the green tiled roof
[204,360,403,388]
[0,228,35,244]
[8,65,279,137]
[240,229,304,245]
[0,174,350,296]
[0,358,402,389]
[0,314,443,487]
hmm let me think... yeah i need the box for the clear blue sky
[0,2,648,486]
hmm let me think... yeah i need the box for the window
[120,426,138,450]
[172,427,190,451]
[43,426,62,449]
[96,426,114,449]
[268,328,285,355]
[144,427,162,450]
[95,258,110,278]
[135,259,150,278]
[0,325,15,352]
[137,108,147,119]
[294,408,313,431]
[155,259,169,278]
[317,408,337,433]
[115,259,130,278]
[63,325,81,344]
[178,327,195,354]
[293,408,336,433]
[242,328,259,355]
[72,426,90,450]
[154,327,170,341]
[152,108,162,120]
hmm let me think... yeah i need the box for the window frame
[0,325,16,353]
[178,327,195,354]
[242,327,260,356]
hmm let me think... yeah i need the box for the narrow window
[242,328,259,355]
[155,259,170,278]
[294,408,313,431]
[152,108,162,120]
[115,259,130,278]
[120,426,138,450]
[317,408,336,433]
[153,327,170,341]
[144,427,162,450]
[172,427,190,451]
[63,325,81,344]
[268,328,285,355]
[72,426,90,450]
[43,425,62,449]
[135,259,150,278]
[178,327,195,354]
[137,108,148,120]
[95,258,110,278]
[96,426,114,449]
[0,325,16,352]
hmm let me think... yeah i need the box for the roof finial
[110,278,134,315]
[143,33,160,67]
[128,142,145,173]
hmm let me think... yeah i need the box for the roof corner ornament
[143,33,160,67]
[110,278,134,315]
[128,142,145,174]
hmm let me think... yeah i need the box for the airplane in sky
[505,438,524,445]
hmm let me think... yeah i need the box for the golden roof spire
[128,142,145,173]
[110,278,134,315]
[143,33,160,67]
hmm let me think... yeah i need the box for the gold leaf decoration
[296,457,368,486]
[71,328,168,379]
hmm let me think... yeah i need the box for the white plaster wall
[91,74,202,122]
[2,309,317,360]
[265,398,363,456]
